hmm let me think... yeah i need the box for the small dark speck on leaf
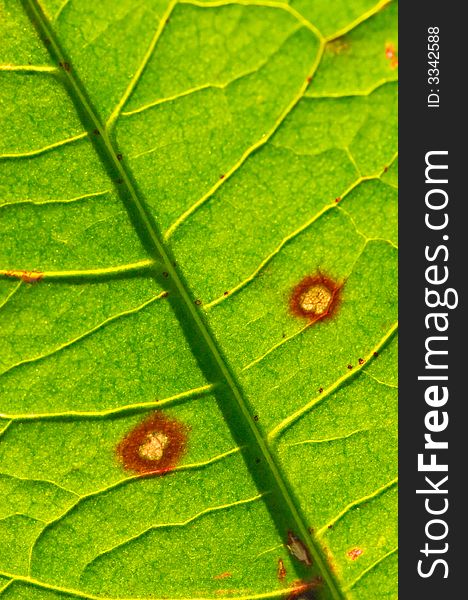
[253,415,259,422]
[194,299,202,306]
[383,165,389,172]
[318,387,323,394]
[306,76,312,83]
[220,174,225,179]
[358,358,365,365]
[161,291,169,298]
[347,364,353,370]
[93,129,100,135]
[59,61,70,72]
[335,197,341,203]
[116,153,123,161]
[162,272,169,278]
[223,291,229,296]
[373,351,379,358]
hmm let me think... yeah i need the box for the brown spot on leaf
[4,270,43,284]
[213,572,232,580]
[289,274,342,325]
[358,357,365,365]
[347,547,364,561]
[277,558,286,581]
[116,412,188,475]
[287,577,323,599]
[385,42,398,69]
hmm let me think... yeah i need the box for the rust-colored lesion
[347,547,364,561]
[2,269,44,283]
[116,412,188,475]
[289,274,342,325]
[277,557,287,582]
[213,572,232,580]
[385,42,398,69]
[287,576,323,599]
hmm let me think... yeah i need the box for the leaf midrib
[23,1,344,597]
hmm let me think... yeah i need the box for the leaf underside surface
[0,1,397,599]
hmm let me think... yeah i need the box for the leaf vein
[79,493,266,577]
[0,383,216,421]
[0,291,166,379]
[316,477,398,537]
[268,322,398,440]
[0,132,87,160]
[163,32,324,239]
[344,546,398,591]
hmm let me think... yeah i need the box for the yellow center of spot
[299,284,333,315]
[138,432,169,461]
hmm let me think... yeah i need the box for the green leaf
[0,1,397,599]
